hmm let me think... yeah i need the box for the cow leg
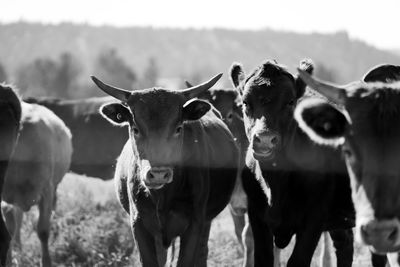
[2,203,15,267]
[229,207,245,252]
[154,235,168,267]
[242,221,254,267]
[12,207,22,248]
[247,202,273,267]
[371,252,388,267]
[287,229,322,267]
[320,232,333,267]
[37,191,53,267]
[195,221,211,267]
[132,218,160,267]
[0,215,10,267]
[177,220,203,267]
[387,252,400,267]
[329,229,353,267]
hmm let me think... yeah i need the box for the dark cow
[230,59,355,267]
[1,84,72,266]
[295,64,400,264]
[0,84,22,266]
[92,74,239,266]
[186,81,253,266]
[24,96,128,180]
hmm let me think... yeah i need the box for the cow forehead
[127,89,184,128]
[345,88,400,164]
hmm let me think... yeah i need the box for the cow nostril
[148,172,155,180]
[388,228,398,242]
[271,136,279,146]
[163,171,170,180]
[253,135,261,145]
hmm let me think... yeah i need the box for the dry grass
[8,173,373,266]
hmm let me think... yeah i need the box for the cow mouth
[253,148,275,160]
[144,181,169,190]
[144,177,173,190]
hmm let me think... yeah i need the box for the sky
[2,0,400,50]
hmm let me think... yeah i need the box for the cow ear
[294,98,349,147]
[295,59,314,98]
[230,62,246,93]
[100,103,131,126]
[183,99,211,121]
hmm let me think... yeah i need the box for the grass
[8,173,374,266]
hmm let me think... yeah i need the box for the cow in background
[0,84,22,266]
[24,96,128,180]
[1,85,72,267]
[230,59,355,267]
[295,64,400,267]
[185,81,253,267]
[92,74,239,266]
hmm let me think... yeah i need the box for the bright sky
[2,0,400,50]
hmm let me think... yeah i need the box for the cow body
[24,96,128,180]
[191,84,253,266]
[1,99,72,266]
[295,64,400,262]
[231,60,355,267]
[93,75,238,267]
[0,85,22,266]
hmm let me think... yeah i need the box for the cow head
[92,74,221,190]
[185,81,240,127]
[230,59,313,162]
[294,65,400,253]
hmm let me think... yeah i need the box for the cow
[294,64,400,266]
[0,84,22,267]
[1,85,72,267]
[230,59,355,267]
[24,96,128,180]
[91,74,239,267]
[185,81,253,266]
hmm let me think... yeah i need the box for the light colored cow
[2,100,72,267]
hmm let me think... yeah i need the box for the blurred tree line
[0,48,161,99]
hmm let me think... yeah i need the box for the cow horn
[181,73,223,99]
[185,81,193,88]
[297,68,346,105]
[91,76,131,102]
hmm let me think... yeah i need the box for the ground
[8,173,374,266]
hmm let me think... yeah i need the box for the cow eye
[175,125,183,135]
[132,126,140,136]
[287,99,295,107]
[343,148,352,157]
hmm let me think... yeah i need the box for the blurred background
[1,1,399,266]
[1,0,400,99]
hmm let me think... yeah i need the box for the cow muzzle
[360,218,400,253]
[251,131,281,160]
[144,167,174,190]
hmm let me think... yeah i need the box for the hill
[1,22,399,89]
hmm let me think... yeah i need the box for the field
[8,173,375,267]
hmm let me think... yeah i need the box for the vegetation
[8,174,374,266]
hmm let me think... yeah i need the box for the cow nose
[253,132,280,150]
[146,167,173,183]
[360,219,400,251]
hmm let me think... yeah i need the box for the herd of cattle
[0,59,399,267]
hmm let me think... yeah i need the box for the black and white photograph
[1,0,400,266]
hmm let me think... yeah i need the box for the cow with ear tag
[295,64,400,266]
[92,74,239,267]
